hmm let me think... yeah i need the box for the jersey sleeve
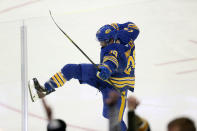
[102,51,118,73]
[111,22,139,31]
[101,45,121,74]
[110,22,140,45]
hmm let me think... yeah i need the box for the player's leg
[116,91,128,131]
[29,64,99,102]
[101,87,128,131]
[44,64,82,91]
[45,64,99,90]
[28,64,82,102]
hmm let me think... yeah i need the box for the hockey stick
[49,11,99,71]
[49,11,126,98]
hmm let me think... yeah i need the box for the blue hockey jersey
[100,42,135,92]
[100,22,139,92]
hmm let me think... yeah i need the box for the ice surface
[0,0,197,130]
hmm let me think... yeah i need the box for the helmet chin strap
[104,38,119,46]
[104,39,111,46]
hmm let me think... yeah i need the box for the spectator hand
[42,98,52,121]
[127,96,139,111]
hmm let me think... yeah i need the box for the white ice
[0,0,197,130]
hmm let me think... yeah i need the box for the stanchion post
[21,21,28,131]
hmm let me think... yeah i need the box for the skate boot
[28,78,55,102]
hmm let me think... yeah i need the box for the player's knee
[61,64,82,81]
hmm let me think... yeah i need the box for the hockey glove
[97,65,112,81]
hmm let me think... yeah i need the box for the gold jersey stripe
[103,56,119,68]
[111,24,117,30]
[103,56,118,62]
[103,56,117,62]
[110,77,135,81]
[110,79,135,85]
[103,58,118,68]
[128,24,139,30]
[103,57,118,64]
[112,83,134,88]
[128,29,134,32]
[111,23,119,30]
[105,80,134,88]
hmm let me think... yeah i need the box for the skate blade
[28,80,39,102]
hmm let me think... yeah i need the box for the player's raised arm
[111,22,140,45]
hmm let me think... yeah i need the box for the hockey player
[28,22,139,131]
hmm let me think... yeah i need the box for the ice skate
[28,78,53,102]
